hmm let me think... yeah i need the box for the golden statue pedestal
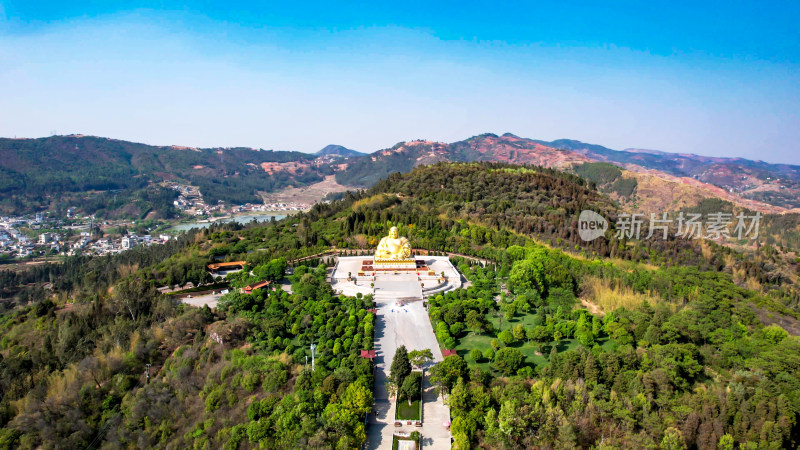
[373,257,417,269]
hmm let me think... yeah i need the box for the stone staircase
[373,289,423,302]
[373,275,423,302]
[421,275,462,298]
[422,281,455,297]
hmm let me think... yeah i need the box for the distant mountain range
[335,133,800,212]
[1,133,798,218]
[539,137,800,208]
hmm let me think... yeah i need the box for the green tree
[506,245,525,261]
[546,287,576,309]
[323,403,366,447]
[408,349,434,368]
[576,328,595,347]
[400,372,422,405]
[512,324,525,341]
[492,348,524,376]
[717,434,734,450]
[253,257,287,282]
[509,258,545,294]
[390,345,411,388]
[449,378,470,415]
[763,324,788,344]
[451,415,477,449]
[498,330,514,346]
[466,310,485,334]
[429,355,467,394]
[498,399,524,438]
[660,427,686,450]
[469,348,483,362]
[341,380,373,416]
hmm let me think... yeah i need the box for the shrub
[469,348,483,362]
[205,388,223,412]
[241,372,261,391]
[498,330,514,346]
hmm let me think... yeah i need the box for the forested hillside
[335,133,800,210]
[4,132,798,218]
[538,138,800,209]
[0,135,330,216]
[574,162,638,200]
[1,162,799,449]
[0,221,374,448]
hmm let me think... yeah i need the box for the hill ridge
[3,132,799,218]
[315,144,364,157]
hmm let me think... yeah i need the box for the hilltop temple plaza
[330,227,462,301]
[329,227,459,449]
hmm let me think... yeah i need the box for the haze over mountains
[1,132,798,218]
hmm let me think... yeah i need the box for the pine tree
[390,345,411,388]
[583,354,599,385]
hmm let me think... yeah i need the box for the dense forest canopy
[0,162,799,449]
[0,135,331,216]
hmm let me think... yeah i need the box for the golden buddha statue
[375,226,412,261]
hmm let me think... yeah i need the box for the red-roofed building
[242,280,271,294]
[442,349,458,357]
[207,261,247,272]
[359,350,376,359]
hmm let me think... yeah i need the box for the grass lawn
[432,302,617,374]
[392,435,420,450]
[488,312,540,330]
[454,333,556,369]
[396,399,421,421]
[454,318,617,372]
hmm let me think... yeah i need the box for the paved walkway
[374,275,423,301]
[366,300,451,449]
[181,293,222,308]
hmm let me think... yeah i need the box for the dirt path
[580,298,605,316]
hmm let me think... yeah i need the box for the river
[169,212,290,232]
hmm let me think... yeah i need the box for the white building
[72,236,90,250]
[121,235,137,250]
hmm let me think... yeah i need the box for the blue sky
[1,1,798,163]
